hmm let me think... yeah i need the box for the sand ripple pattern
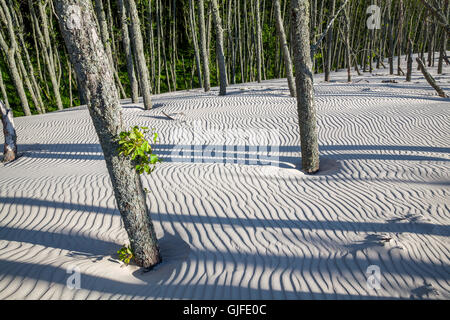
[0,67,449,299]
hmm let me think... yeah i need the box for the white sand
[0,59,449,299]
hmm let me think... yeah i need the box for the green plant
[117,245,134,265]
[116,126,161,175]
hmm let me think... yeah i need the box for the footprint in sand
[343,234,395,257]
[410,282,439,299]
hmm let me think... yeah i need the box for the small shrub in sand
[116,126,161,175]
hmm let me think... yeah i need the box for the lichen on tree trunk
[54,0,161,268]
[291,0,320,174]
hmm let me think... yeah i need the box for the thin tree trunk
[388,0,394,74]
[325,0,336,81]
[437,0,449,74]
[118,0,139,103]
[211,0,227,95]
[291,0,320,174]
[126,0,153,110]
[198,0,210,91]
[54,0,161,268]
[406,38,413,81]
[0,40,31,116]
[255,0,262,83]
[189,0,202,88]
[0,99,16,162]
[274,0,296,97]
[37,0,64,110]
[343,7,352,82]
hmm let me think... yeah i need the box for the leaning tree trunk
[291,0,320,174]
[54,0,161,268]
[126,0,153,110]
[198,0,211,91]
[210,0,227,95]
[416,57,448,98]
[274,0,296,97]
[117,0,139,103]
[0,99,17,163]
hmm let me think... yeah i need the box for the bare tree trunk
[0,2,31,116]
[274,0,296,97]
[416,57,448,98]
[406,38,413,81]
[437,0,449,74]
[255,0,262,83]
[0,99,16,162]
[37,0,64,110]
[189,0,202,88]
[118,0,139,103]
[343,6,352,82]
[210,0,227,95]
[291,0,320,174]
[126,0,153,110]
[54,0,161,268]
[388,0,394,74]
[198,0,210,91]
[324,0,336,81]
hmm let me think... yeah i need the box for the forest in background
[0,0,448,117]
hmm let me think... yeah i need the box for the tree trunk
[416,57,448,98]
[0,99,17,162]
[198,0,210,91]
[343,7,352,82]
[406,38,413,81]
[126,0,153,110]
[189,0,202,88]
[255,0,262,83]
[117,0,139,103]
[437,1,449,74]
[325,0,336,81]
[37,0,64,110]
[388,0,394,75]
[210,0,227,96]
[291,0,320,174]
[274,0,296,97]
[54,0,161,268]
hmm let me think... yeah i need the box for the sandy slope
[0,60,449,299]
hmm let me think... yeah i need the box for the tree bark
[189,0,202,88]
[210,0,227,95]
[198,0,210,91]
[291,0,320,174]
[406,38,413,81]
[0,99,16,162]
[255,0,262,83]
[117,0,139,103]
[324,0,336,81]
[54,0,161,268]
[126,0,153,110]
[416,57,448,98]
[274,0,296,97]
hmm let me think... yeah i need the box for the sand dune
[0,62,449,299]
